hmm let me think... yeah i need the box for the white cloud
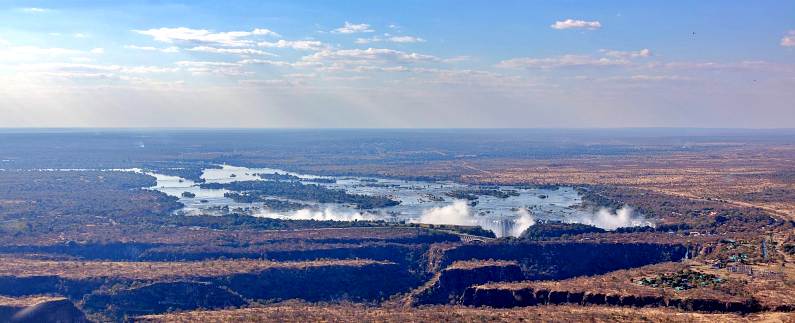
[124,45,179,53]
[356,35,425,44]
[29,63,177,74]
[89,48,105,54]
[497,49,656,70]
[389,36,425,43]
[238,79,299,87]
[354,37,380,44]
[73,33,89,38]
[258,40,327,51]
[497,54,628,69]
[602,48,652,59]
[332,22,374,34]
[175,61,241,68]
[550,19,602,30]
[599,75,691,82]
[442,56,471,63]
[655,60,781,71]
[0,46,95,62]
[21,7,49,13]
[175,60,247,76]
[70,57,94,63]
[295,48,439,72]
[10,63,179,82]
[304,48,437,63]
[37,72,116,80]
[297,48,438,72]
[187,46,276,56]
[782,30,795,47]
[133,27,280,47]
[238,59,295,67]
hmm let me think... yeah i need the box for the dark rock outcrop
[218,262,421,303]
[83,281,245,319]
[411,261,523,305]
[0,298,89,323]
[462,286,764,313]
[433,242,688,280]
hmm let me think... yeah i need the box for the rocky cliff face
[432,242,688,280]
[0,298,88,323]
[461,286,763,313]
[217,262,421,302]
[410,261,523,305]
[83,281,245,319]
[0,262,423,319]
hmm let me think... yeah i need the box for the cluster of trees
[201,180,399,209]
[519,221,605,240]
[256,173,302,181]
[142,162,220,183]
[223,193,310,212]
[0,170,183,238]
[256,172,336,184]
[445,189,519,201]
[614,223,691,234]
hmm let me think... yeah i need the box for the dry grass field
[137,303,795,323]
[0,256,389,280]
[460,145,795,221]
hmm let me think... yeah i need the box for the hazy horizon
[1,0,794,128]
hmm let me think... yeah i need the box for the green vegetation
[519,221,605,240]
[413,223,496,238]
[256,172,302,181]
[200,180,399,209]
[0,170,182,237]
[445,189,519,201]
[223,193,311,211]
[257,172,337,183]
[637,270,722,291]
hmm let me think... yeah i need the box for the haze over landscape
[1,2,795,323]
[1,0,794,128]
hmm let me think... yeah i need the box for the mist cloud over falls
[252,207,384,222]
[575,206,652,230]
[417,201,536,237]
[415,201,652,237]
[190,199,651,238]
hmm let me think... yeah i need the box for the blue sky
[0,0,793,127]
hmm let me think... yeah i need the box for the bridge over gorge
[437,230,496,243]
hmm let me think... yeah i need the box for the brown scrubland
[1,131,794,322]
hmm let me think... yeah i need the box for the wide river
[142,164,640,237]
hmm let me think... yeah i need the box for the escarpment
[462,285,762,313]
[409,260,523,305]
[0,297,88,323]
[429,241,688,279]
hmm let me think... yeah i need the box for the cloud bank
[133,27,279,46]
[332,22,374,34]
[782,30,795,47]
[551,19,602,30]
